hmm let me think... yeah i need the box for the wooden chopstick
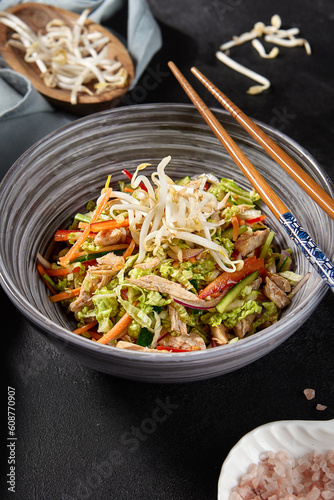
[168,61,334,290]
[190,66,334,221]
[168,61,288,220]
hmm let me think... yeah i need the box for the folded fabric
[0,0,124,20]
[0,68,74,178]
[0,68,54,119]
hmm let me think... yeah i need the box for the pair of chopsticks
[168,61,334,291]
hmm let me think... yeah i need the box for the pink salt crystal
[230,451,334,500]
[316,404,328,411]
[252,478,260,489]
[275,462,286,477]
[325,481,334,491]
[299,456,309,465]
[230,491,243,500]
[304,388,316,400]
[322,492,334,499]
[299,461,312,473]
[277,451,290,461]
[305,487,321,500]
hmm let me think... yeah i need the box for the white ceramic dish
[218,419,334,499]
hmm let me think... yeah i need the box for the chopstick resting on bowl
[190,66,334,221]
[168,61,334,291]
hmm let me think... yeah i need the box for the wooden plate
[0,3,134,115]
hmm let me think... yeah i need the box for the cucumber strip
[137,327,154,347]
[74,213,91,223]
[176,176,191,186]
[72,248,125,263]
[278,256,292,272]
[42,273,59,290]
[221,224,248,240]
[259,230,275,259]
[216,270,259,314]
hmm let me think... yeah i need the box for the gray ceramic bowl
[0,104,333,383]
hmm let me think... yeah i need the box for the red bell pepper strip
[46,259,97,276]
[245,215,267,224]
[198,256,265,299]
[122,169,148,192]
[156,346,193,353]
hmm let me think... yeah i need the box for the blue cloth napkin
[0,0,162,176]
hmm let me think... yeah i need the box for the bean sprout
[0,8,129,104]
[105,156,244,273]
[216,15,311,95]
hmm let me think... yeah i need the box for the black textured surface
[2,1,334,499]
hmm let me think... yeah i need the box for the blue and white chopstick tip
[280,212,334,291]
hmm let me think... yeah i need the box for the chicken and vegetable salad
[37,156,307,352]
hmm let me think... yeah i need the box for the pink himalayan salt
[316,405,328,411]
[230,450,334,500]
[304,389,316,400]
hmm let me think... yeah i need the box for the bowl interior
[0,103,333,381]
[0,3,134,114]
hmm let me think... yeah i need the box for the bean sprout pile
[108,156,243,272]
[0,8,128,104]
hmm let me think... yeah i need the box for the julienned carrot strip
[90,219,130,232]
[123,187,134,193]
[49,287,81,303]
[59,225,92,266]
[46,267,70,277]
[72,244,128,261]
[59,189,113,266]
[97,312,133,344]
[91,188,113,223]
[73,320,98,335]
[123,239,136,259]
[231,216,240,242]
[37,263,58,294]
[78,218,130,232]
